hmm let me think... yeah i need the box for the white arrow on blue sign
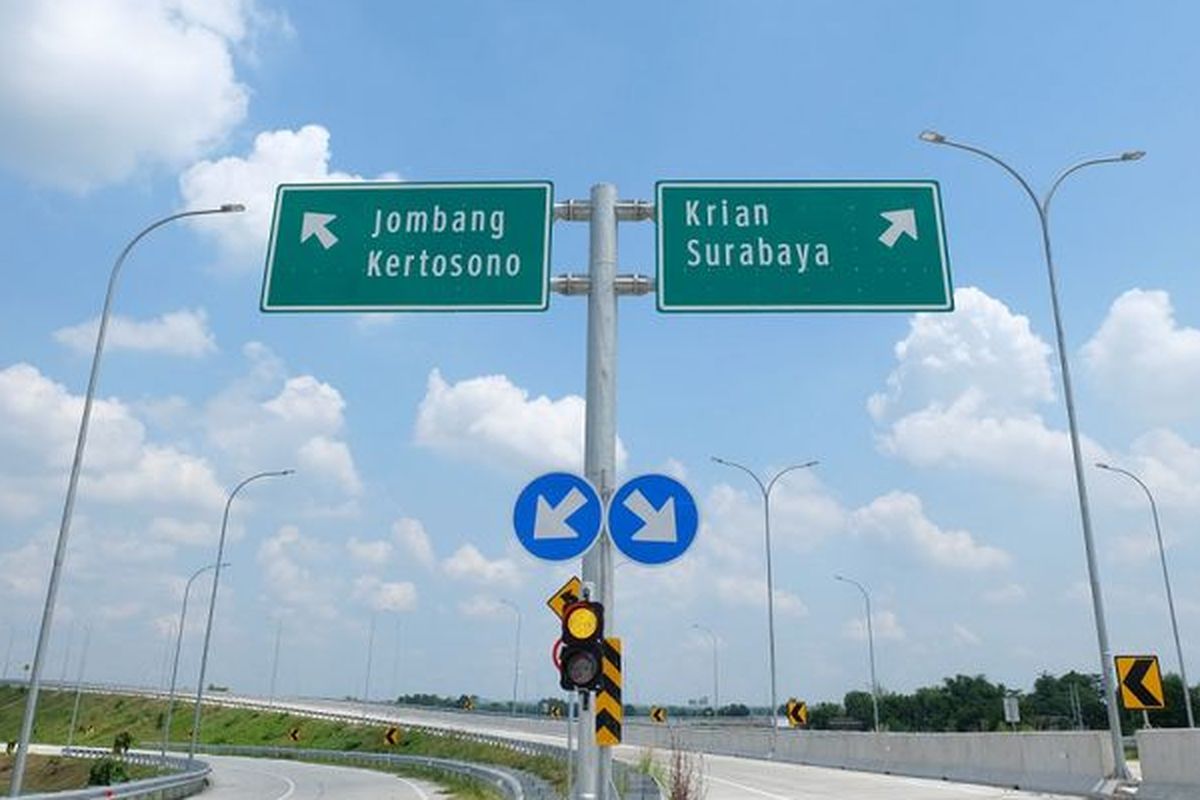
[512,472,604,561]
[608,474,699,565]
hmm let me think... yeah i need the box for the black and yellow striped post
[595,637,622,746]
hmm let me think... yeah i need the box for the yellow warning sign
[546,576,583,620]
[595,637,622,746]
[1116,655,1165,710]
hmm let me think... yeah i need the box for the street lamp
[1096,462,1195,727]
[188,469,293,761]
[8,203,245,796]
[711,456,818,751]
[162,562,229,763]
[921,129,1142,778]
[835,575,881,732]
[691,624,719,712]
[499,599,522,715]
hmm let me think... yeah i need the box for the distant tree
[807,702,842,730]
[717,703,749,717]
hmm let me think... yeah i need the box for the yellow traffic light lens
[566,606,599,639]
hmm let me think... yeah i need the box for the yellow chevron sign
[596,637,622,746]
[650,706,667,724]
[287,727,301,742]
[384,726,401,745]
[1116,655,1165,710]
[546,576,583,620]
[786,698,808,728]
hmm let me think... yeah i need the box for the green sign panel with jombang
[262,181,553,312]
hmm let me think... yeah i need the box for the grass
[0,686,563,796]
[0,753,162,794]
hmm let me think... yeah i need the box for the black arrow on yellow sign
[384,726,400,746]
[650,706,667,724]
[288,727,300,742]
[1116,655,1165,710]
[595,637,622,746]
[786,698,808,728]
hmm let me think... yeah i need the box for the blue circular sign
[608,474,699,565]
[512,472,603,562]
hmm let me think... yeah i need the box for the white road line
[259,769,297,800]
[705,773,793,799]
[396,775,431,800]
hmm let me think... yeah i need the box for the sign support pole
[580,182,617,800]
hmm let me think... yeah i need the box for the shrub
[88,757,129,786]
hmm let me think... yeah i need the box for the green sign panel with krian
[656,181,952,312]
[262,182,553,312]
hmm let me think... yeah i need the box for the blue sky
[3,1,1200,710]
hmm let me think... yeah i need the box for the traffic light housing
[559,600,605,691]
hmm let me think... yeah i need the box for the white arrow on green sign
[655,181,952,312]
[262,181,553,312]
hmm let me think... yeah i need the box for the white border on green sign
[261,180,554,312]
[655,180,953,313]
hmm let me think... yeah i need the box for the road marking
[705,773,792,799]
[262,770,296,800]
[396,776,431,800]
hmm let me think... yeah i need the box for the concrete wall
[1136,729,1200,800]
[624,722,1115,796]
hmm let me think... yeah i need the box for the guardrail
[15,747,209,800]
[188,744,534,799]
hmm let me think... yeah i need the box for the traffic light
[559,600,605,691]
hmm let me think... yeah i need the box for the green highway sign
[655,181,952,312]
[262,182,553,312]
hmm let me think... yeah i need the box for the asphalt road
[198,753,439,800]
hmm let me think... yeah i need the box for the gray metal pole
[692,624,719,710]
[391,618,401,701]
[188,469,292,761]
[268,619,282,709]
[920,130,1142,779]
[9,203,244,796]
[711,458,817,754]
[500,600,521,715]
[1096,463,1195,727]
[581,181,618,800]
[364,613,376,706]
[3,628,13,681]
[162,562,225,763]
[65,626,90,749]
[836,575,880,732]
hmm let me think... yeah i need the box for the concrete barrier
[623,723,1114,796]
[1136,729,1200,800]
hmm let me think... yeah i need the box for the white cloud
[392,518,435,569]
[180,125,393,268]
[0,362,224,515]
[844,610,906,642]
[205,345,362,505]
[0,0,257,190]
[869,287,1053,422]
[458,595,508,619]
[256,525,337,620]
[951,623,981,646]
[715,576,807,617]
[346,537,392,568]
[849,492,1011,570]
[1082,289,1200,421]
[442,544,520,587]
[414,369,628,475]
[983,583,1028,605]
[870,286,1109,489]
[352,576,416,612]
[54,309,217,358]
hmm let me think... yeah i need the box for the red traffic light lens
[565,650,600,687]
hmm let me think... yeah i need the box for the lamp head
[279,469,296,476]
[1095,462,1111,470]
[219,203,246,213]
[919,130,947,144]
[1120,150,1146,162]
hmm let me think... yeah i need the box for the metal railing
[184,744,534,799]
[14,747,209,800]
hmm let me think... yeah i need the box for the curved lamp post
[162,561,229,762]
[921,129,1142,778]
[188,469,293,761]
[835,575,881,732]
[499,599,522,715]
[1096,462,1195,727]
[691,623,719,711]
[9,203,245,796]
[711,456,817,753]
